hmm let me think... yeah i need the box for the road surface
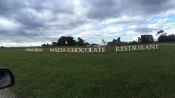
[0,88,15,98]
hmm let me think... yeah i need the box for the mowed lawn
[0,45,175,98]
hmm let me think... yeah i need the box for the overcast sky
[0,0,175,47]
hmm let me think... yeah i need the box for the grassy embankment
[0,44,175,98]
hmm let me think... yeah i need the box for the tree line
[156,30,175,42]
[107,30,175,46]
[158,34,175,42]
[42,35,155,47]
[41,30,175,47]
[106,35,154,46]
[42,36,90,47]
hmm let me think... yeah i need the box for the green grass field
[0,45,175,98]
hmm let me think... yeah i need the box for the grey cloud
[24,0,74,14]
[0,0,175,46]
[0,0,73,16]
[82,0,121,19]
[134,27,156,33]
[82,0,174,20]
[0,0,79,38]
[122,0,173,16]
[0,0,24,16]
[14,12,45,30]
[0,28,40,37]
[47,18,88,31]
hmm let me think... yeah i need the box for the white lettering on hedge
[25,48,43,52]
[49,48,106,53]
[116,44,159,52]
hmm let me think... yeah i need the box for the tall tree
[51,42,57,46]
[66,36,76,46]
[57,36,76,46]
[156,30,167,36]
[141,35,154,44]
[158,34,175,42]
[77,37,85,46]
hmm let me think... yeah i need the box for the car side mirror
[0,68,15,89]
